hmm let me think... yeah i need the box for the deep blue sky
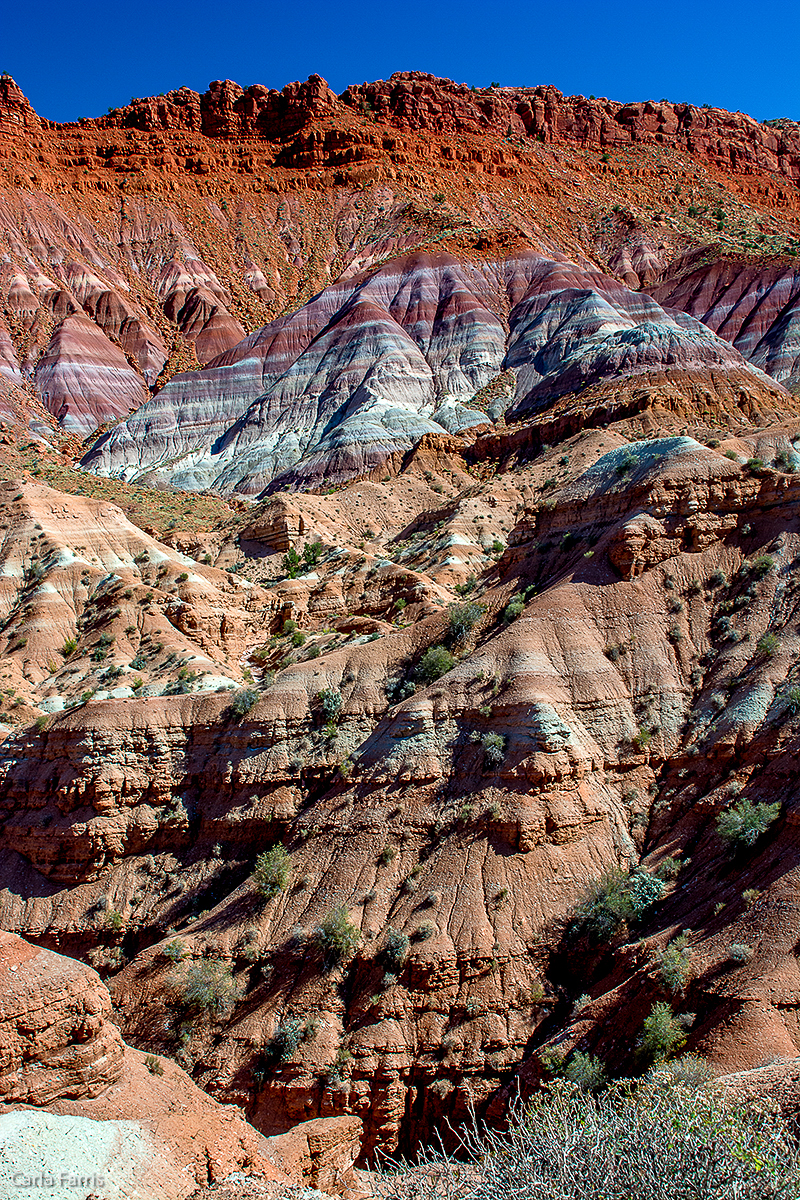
[5,0,799,124]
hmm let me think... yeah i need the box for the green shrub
[567,869,664,945]
[561,1051,607,1093]
[254,845,291,899]
[728,942,754,965]
[502,594,525,623]
[381,927,410,972]
[416,645,455,682]
[302,540,324,566]
[706,570,727,589]
[375,1078,800,1199]
[231,688,259,717]
[746,457,766,473]
[716,798,780,851]
[481,732,506,766]
[750,554,775,578]
[315,905,360,969]
[130,654,147,671]
[318,687,342,721]
[658,935,692,994]
[61,637,77,657]
[282,547,301,578]
[637,1001,686,1064]
[264,1017,304,1062]
[757,632,779,656]
[174,960,239,1015]
[448,601,484,643]
[412,921,436,942]
[162,938,186,962]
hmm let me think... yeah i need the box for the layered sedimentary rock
[33,314,150,433]
[0,930,124,1104]
[83,250,782,494]
[651,255,800,389]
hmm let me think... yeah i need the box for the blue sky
[5,0,799,123]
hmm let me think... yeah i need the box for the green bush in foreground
[375,1079,800,1200]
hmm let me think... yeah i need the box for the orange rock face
[0,930,124,1104]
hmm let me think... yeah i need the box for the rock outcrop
[0,930,124,1104]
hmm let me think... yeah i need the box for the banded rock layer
[83,250,783,494]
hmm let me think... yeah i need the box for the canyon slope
[2,67,800,1188]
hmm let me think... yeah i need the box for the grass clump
[254,844,291,899]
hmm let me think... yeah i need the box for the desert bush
[264,1017,304,1062]
[448,601,484,643]
[567,869,664,946]
[231,688,259,717]
[657,935,692,994]
[716,797,780,851]
[174,959,239,1016]
[61,637,77,657]
[411,921,436,942]
[706,569,727,589]
[315,905,360,969]
[381,927,410,972]
[374,1079,800,1200]
[502,594,525,623]
[254,845,291,899]
[560,1051,605,1093]
[416,645,455,682]
[637,1001,686,1065]
[757,632,780,657]
[728,942,754,965]
[302,540,324,566]
[162,938,186,962]
[750,554,775,578]
[481,732,506,766]
[282,547,301,578]
[318,687,343,721]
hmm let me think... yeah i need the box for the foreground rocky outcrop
[0,930,363,1197]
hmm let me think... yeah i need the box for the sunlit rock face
[83,250,772,494]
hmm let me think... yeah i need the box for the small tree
[254,845,291,899]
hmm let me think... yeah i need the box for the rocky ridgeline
[6,70,795,189]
